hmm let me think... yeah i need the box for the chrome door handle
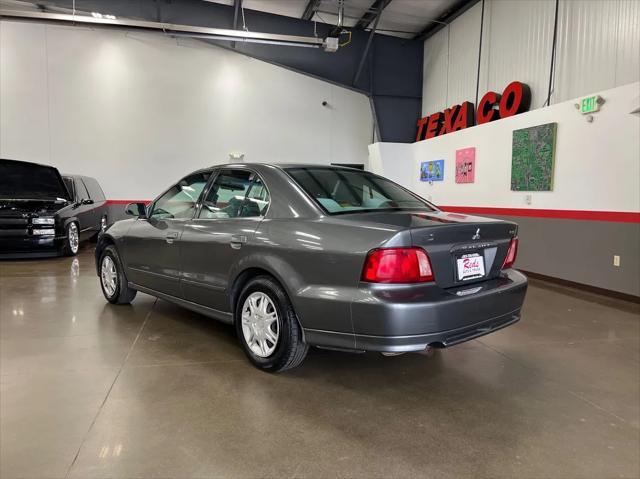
[230,235,247,249]
[166,232,179,244]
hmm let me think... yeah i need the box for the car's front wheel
[62,222,79,256]
[99,245,137,304]
[235,276,308,372]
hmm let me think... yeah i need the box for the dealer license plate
[456,253,485,281]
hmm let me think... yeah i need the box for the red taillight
[362,247,434,283]
[502,237,519,269]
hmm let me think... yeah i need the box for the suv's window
[286,167,434,215]
[83,177,105,201]
[75,178,90,201]
[150,172,211,220]
[199,169,269,219]
[63,177,75,200]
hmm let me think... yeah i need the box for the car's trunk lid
[330,209,517,289]
[407,211,517,289]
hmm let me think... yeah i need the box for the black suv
[0,159,108,258]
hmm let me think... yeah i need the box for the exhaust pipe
[381,346,435,357]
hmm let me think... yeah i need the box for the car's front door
[124,171,211,297]
[180,168,270,312]
[82,176,107,233]
[72,178,97,240]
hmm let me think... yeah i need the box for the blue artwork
[420,160,445,182]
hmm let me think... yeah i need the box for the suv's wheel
[62,222,80,256]
[99,245,137,304]
[235,276,308,372]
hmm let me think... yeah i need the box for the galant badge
[472,228,481,240]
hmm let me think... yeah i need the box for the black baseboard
[520,270,640,304]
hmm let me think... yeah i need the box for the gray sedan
[96,164,527,372]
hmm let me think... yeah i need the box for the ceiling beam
[353,6,383,85]
[231,0,242,48]
[354,0,392,30]
[232,0,242,30]
[301,0,322,21]
[415,0,480,40]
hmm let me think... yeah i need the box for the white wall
[367,142,414,187]
[372,82,640,213]
[0,21,373,200]
[371,82,640,295]
[422,0,640,116]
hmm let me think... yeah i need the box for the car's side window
[198,169,269,219]
[75,178,89,201]
[84,177,106,201]
[150,172,211,220]
[243,176,270,217]
[63,177,75,200]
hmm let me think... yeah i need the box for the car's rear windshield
[286,167,435,215]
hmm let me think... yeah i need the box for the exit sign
[580,95,602,114]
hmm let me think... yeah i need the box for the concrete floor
[1,246,639,479]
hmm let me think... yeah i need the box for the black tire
[62,221,79,256]
[235,276,308,372]
[99,245,137,304]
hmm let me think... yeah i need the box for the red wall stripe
[106,199,151,205]
[105,200,640,223]
[439,206,640,223]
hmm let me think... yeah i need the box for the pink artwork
[455,147,476,183]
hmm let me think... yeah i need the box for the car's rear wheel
[62,222,79,256]
[235,276,308,372]
[99,245,137,304]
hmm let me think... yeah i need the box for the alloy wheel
[241,292,280,358]
[68,223,79,254]
[101,256,118,298]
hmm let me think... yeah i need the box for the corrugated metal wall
[479,0,555,109]
[422,2,483,116]
[446,2,483,106]
[422,27,449,116]
[422,0,640,116]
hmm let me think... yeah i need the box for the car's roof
[206,163,365,171]
[61,173,101,181]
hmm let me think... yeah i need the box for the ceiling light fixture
[91,12,116,20]
[0,10,337,51]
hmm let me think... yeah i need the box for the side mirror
[81,198,94,205]
[125,202,147,218]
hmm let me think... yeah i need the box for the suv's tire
[62,222,80,256]
[99,245,137,304]
[235,276,308,372]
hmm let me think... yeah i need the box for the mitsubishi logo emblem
[472,228,481,240]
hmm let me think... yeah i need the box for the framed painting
[420,160,444,182]
[511,123,557,191]
[455,147,475,183]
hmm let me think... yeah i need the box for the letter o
[499,81,531,118]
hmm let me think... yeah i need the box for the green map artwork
[511,122,557,191]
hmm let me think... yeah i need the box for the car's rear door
[124,171,211,297]
[180,168,269,312]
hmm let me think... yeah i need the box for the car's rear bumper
[352,309,521,352]
[304,269,527,353]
